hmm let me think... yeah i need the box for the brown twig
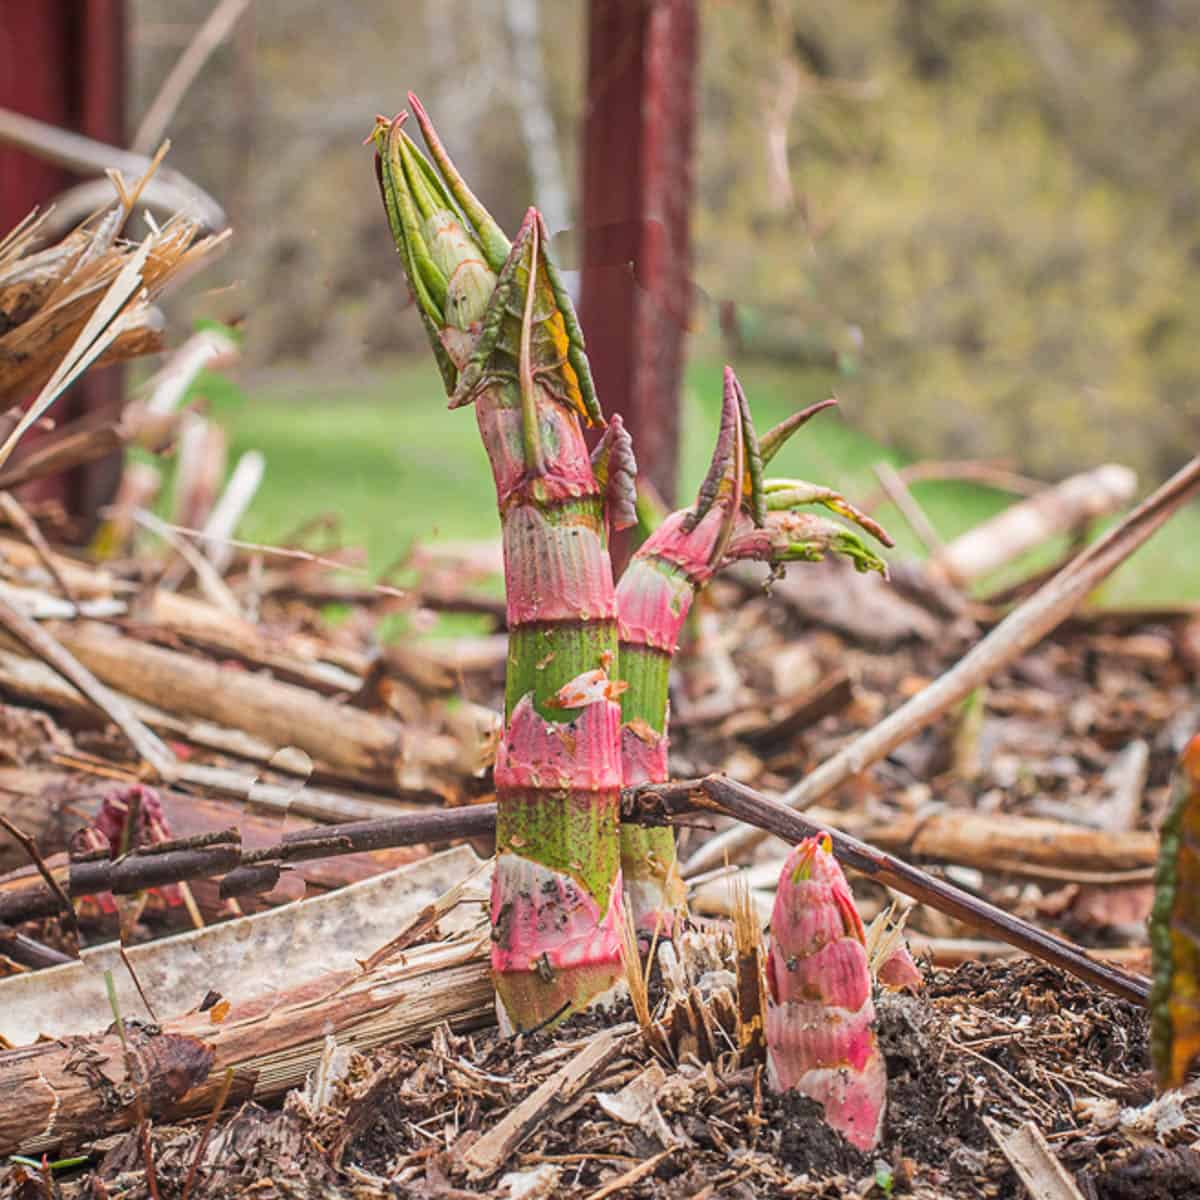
[0,806,496,925]
[0,925,73,968]
[0,813,80,946]
[1,777,1153,1006]
[139,1120,162,1200]
[684,454,1200,876]
[120,944,160,1025]
[632,775,1150,1006]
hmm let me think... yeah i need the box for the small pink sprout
[766,833,887,1152]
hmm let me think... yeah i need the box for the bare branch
[134,0,254,155]
[631,776,1151,1007]
[0,107,225,231]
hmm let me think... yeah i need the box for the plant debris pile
[5,958,1194,1199]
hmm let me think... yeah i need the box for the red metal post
[579,0,698,534]
[0,1,127,527]
[0,7,72,234]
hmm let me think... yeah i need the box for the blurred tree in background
[697,0,1200,476]
[132,0,1200,477]
[130,0,581,364]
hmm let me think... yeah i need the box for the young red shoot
[766,833,887,1152]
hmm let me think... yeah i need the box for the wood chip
[582,1148,673,1200]
[985,1118,1086,1200]
[463,1023,636,1179]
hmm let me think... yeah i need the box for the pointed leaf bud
[767,834,887,1152]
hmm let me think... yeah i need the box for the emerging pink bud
[766,834,887,1152]
[72,785,184,916]
[877,943,924,993]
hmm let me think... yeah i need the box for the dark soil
[11,958,1191,1200]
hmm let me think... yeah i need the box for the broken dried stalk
[0,933,491,1157]
[462,1024,636,1179]
[731,870,767,1063]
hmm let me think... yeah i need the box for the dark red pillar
[579,0,698,528]
[0,2,127,526]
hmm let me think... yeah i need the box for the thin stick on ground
[683,454,1200,878]
[872,459,944,554]
[138,516,410,600]
[0,493,79,613]
[0,814,80,948]
[139,1120,161,1200]
[634,775,1150,1006]
[129,507,242,616]
[583,1148,674,1200]
[180,1068,235,1200]
[0,595,177,780]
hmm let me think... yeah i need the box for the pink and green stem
[373,100,630,1030]
[616,368,892,939]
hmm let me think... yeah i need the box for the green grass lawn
[204,355,1198,606]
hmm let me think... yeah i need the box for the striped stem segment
[616,514,722,940]
[372,103,629,1029]
[453,212,627,1030]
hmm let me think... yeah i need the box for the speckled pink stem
[616,503,822,937]
[617,506,726,650]
[441,260,625,1029]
